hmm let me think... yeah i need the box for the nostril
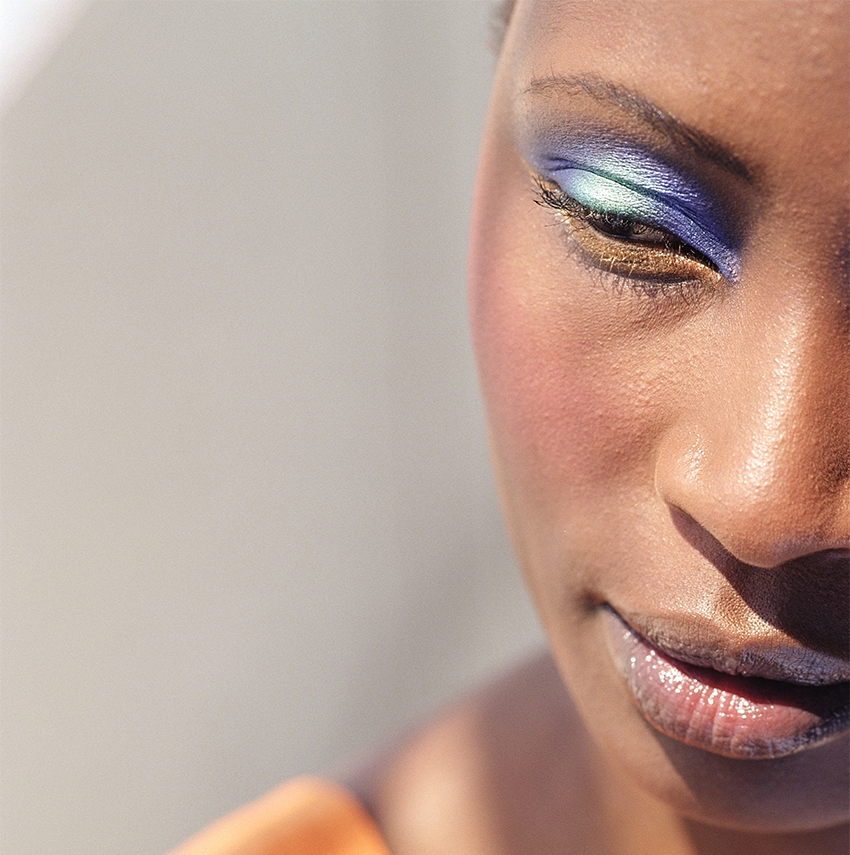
[655,421,850,570]
[666,493,849,570]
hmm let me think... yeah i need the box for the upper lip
[610,606,850,686]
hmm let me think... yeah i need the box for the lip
[602,606,850,759]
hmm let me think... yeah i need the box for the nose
[655,293,850,569]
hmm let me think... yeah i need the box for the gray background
[1,3,544,854]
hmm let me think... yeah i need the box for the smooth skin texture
[352,2,849,854]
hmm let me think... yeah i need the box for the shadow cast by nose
[669,507,849,659]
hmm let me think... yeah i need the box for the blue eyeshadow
[528,141,741,279]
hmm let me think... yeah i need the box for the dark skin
[351,655,849,855]
[349,2,850,853]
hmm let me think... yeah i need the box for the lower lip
[602,608,850,759]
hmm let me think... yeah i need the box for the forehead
[506,0,849,191]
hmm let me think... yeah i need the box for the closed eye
[533,174,725,287]
[535,175,720,273]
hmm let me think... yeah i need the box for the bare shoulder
[345,652,607,855]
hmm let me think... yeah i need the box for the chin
[625,714,849,832]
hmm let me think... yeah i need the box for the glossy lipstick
[602,607,850,759]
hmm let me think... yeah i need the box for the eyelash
[532,174,723,294]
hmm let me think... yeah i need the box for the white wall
[0,0,88,110]
[1,3,544,854]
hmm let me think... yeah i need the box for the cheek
[468,166,658,520]
[474,287,614,482]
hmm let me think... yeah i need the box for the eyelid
[546,166,740,280]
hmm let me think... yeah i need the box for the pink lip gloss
[602,607,850,759]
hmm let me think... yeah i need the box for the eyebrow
[523,74,753,182]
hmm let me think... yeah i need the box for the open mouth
[602,606,850,759]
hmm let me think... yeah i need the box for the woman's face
[470,0,849,832]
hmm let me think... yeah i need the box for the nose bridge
[735,310,830,500]
[658,297,850,568]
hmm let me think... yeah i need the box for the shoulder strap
[167,776,393,855]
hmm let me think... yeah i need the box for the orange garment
[167,777,393,855]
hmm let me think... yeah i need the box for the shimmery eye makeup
[525,139,742,281]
